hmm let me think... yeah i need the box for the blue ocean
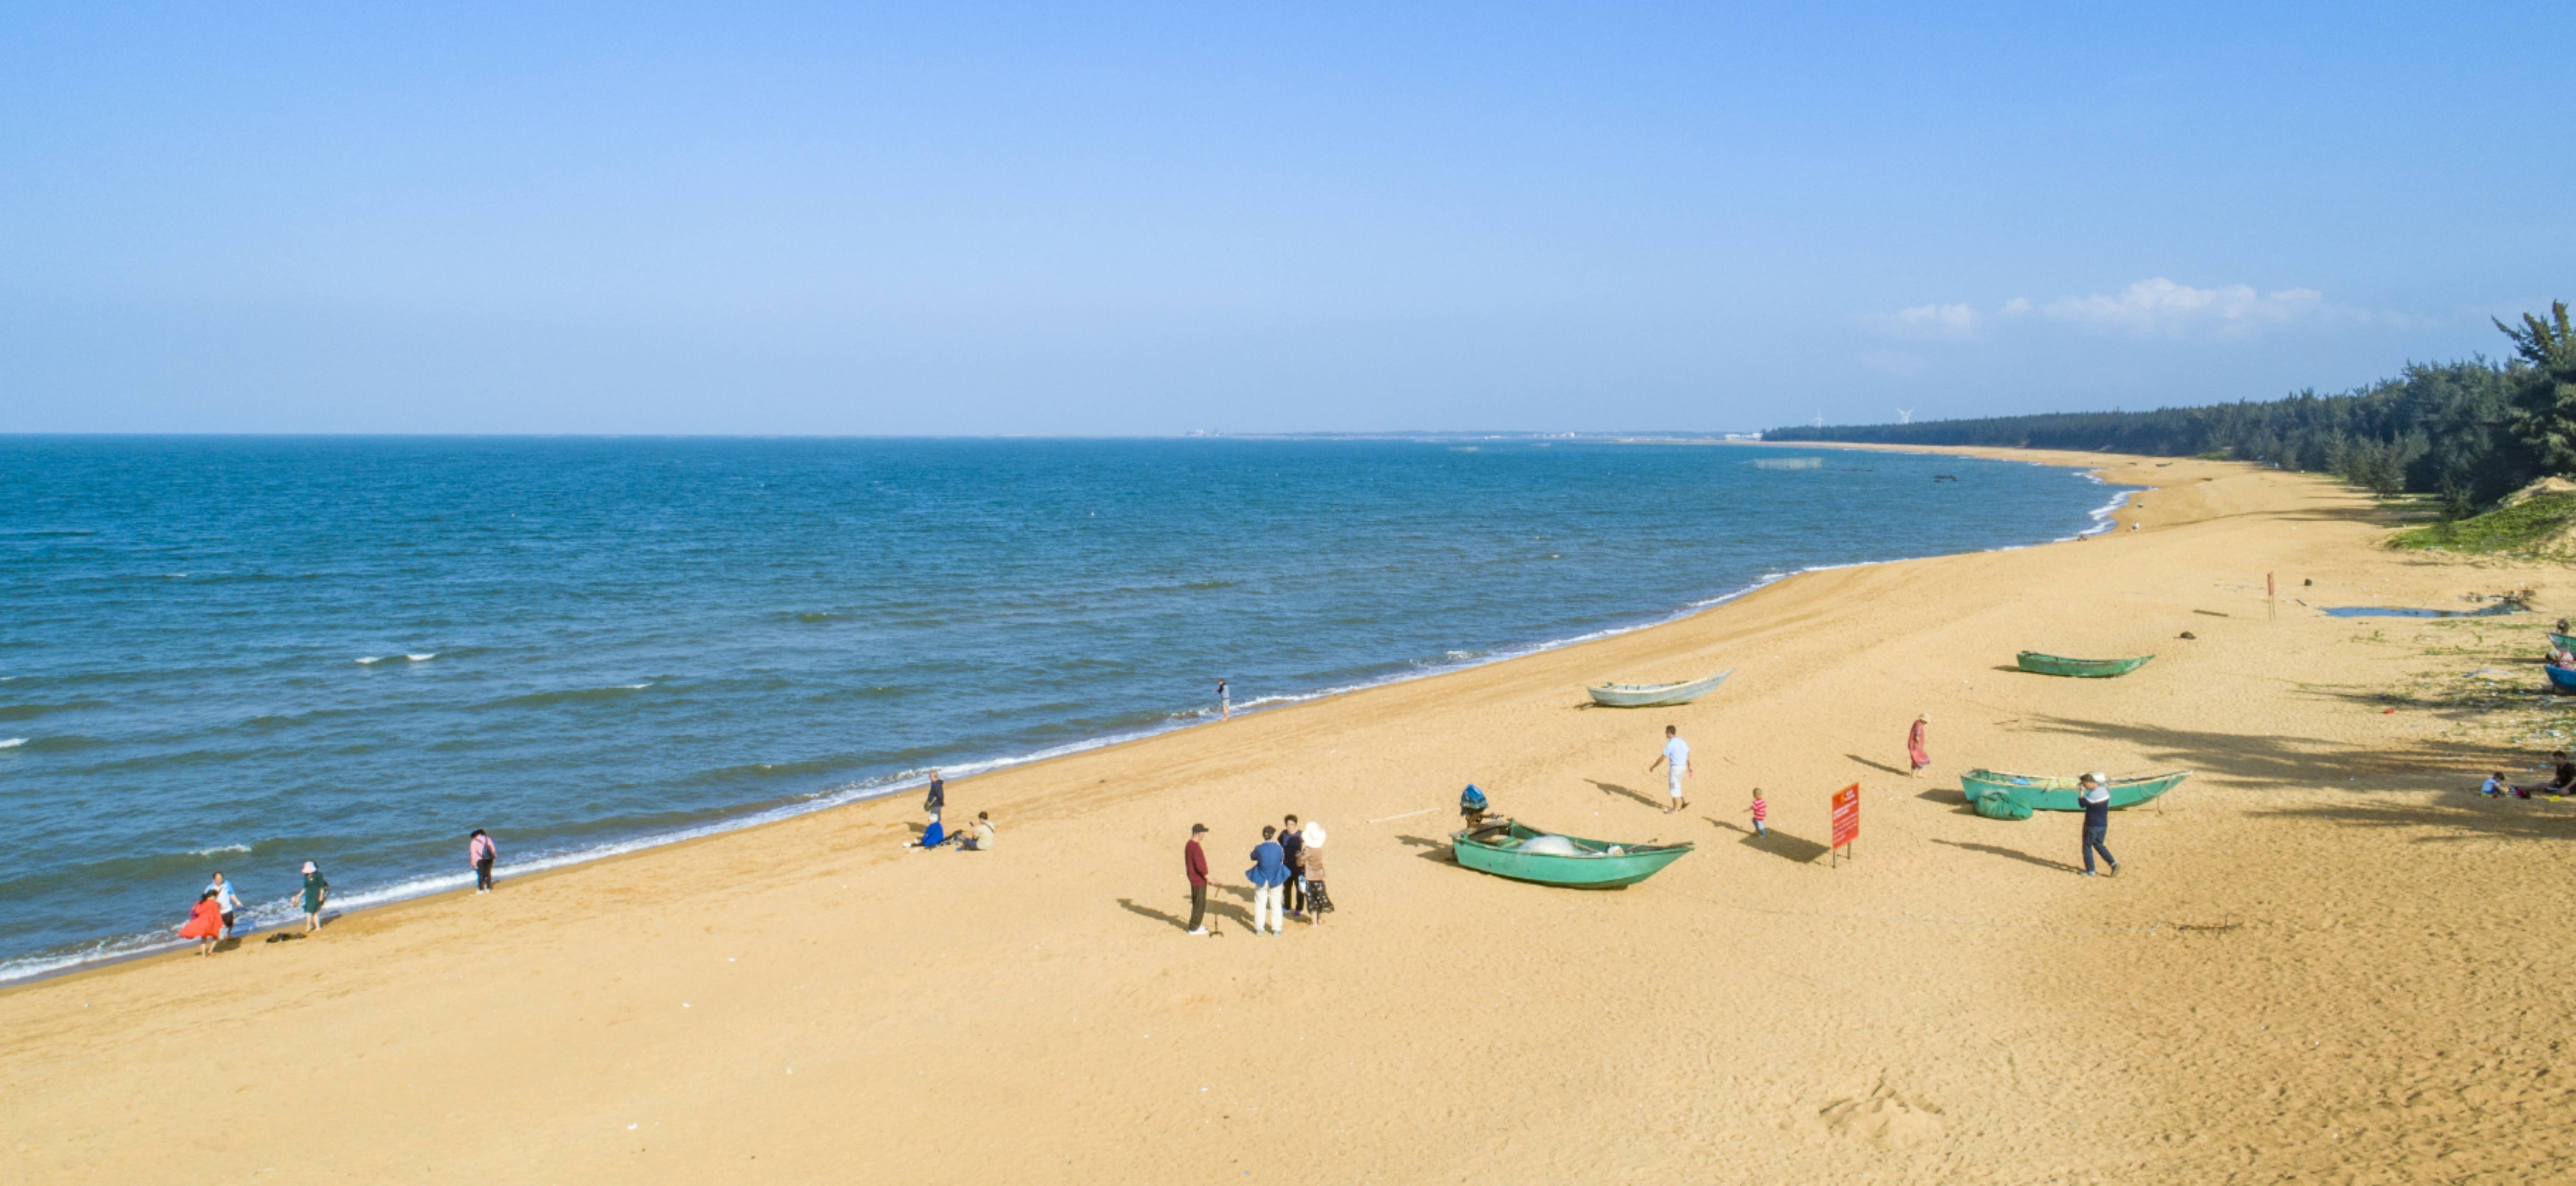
[0,437,2125,979]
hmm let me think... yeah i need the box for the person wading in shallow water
[1216,679,1230,721]
[2076,773,2119,877]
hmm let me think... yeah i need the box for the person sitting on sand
[917,815,947,848]
[955,811,995,851]
[2550,751,2576,796]
[177,890,225,956]
[2482,772,2510,798]
[2551,647,2575,670]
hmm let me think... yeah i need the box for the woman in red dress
[1907,714,1930,778]
[177,890,225,956]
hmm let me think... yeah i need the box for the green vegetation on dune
[1770,301,2576,519]
[2392,491,2576,555]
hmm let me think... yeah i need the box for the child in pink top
[1747,789,1768,836]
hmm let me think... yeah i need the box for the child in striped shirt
[1747,789,1768,836]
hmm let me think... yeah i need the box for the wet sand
[7,452,2572,1185]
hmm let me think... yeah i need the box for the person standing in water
[1216,679,1230,721]
[298,861,330,933]
[2076,773,2118,876]
[1647,724,1693,814]
[1907,714,1931,778]
[468,829,498,893]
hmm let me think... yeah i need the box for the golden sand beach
[7,452,2573,1184]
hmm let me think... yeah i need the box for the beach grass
[2390,491,2576,556]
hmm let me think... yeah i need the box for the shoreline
[17,446,2549,1184]
[0,449,2136,989]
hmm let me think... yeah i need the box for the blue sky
[3,3,2568,434]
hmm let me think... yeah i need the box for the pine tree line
[1769,301,2576,515]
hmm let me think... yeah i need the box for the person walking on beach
[297,861,330,933]
[1280,815,1306,917]
[1647,725,1693,814]
[1247,825,1289,936]
[1216,679,1230,721]
[1184,824,1212,936]
[177,890,225,956]
[468,829,498,893]
[1907,714,1931,778]
[2076,773,2118,876]
[205,872,245,938]
[1299,821,1333,925]
[1747,788,1768,836]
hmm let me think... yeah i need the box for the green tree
[2499,301,2576,475]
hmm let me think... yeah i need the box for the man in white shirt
[206,872,244,938]
[1647,725,1694,814]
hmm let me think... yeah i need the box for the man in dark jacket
[1184,824,1212,935]
[1280,814,1305,917]
[2077,773,2118,876]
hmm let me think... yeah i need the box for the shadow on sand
[1118,896,1252,932]
[1843,753,1911,777]
[1929,837,2081,873]
[1706,819,1831,863]
[1585,779,1664,809]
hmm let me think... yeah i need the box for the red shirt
[1184,839,1209,886]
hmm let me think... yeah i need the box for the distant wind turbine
[1897,408,1915,424]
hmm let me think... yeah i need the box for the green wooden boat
[1960,768,2189,812]
[2549,631,2576,654]
[2015,651,2154,678]
[1450,821,1693,888]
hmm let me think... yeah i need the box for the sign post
[1830,782,1859,866]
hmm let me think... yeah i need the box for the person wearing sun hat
[1299,821,1334,924]
[298,861,330,933]
[2076,772,2119,876]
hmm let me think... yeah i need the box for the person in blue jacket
[1246,825,1290,935]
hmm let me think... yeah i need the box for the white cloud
[2034,278,2325,336]
[1882,302,1981,339]
[1879,278,2338,341]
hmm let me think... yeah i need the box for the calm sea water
[0,437,2126,979]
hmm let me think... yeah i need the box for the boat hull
[1960,769,2189,812]
[2548,665,2576,692]
[2016,652,2153,678]
[1450,822,1693,888]
[1586,668,1734,708]
[2550,631,2576,654]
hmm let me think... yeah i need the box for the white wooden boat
[1585,667,1734,708]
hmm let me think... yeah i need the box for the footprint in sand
[1814,1080,1946,1150]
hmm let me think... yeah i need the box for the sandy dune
[8,453,2574,1185]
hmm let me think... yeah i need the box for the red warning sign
[1830,782,1859,856]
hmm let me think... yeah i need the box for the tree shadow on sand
[1585,779,1664,809]
[1929,837,2081,873]
[2247,800,2576,844]
[2019,710,2522,792]
[1705,819,1831,863]
[1118,896,1252,932]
